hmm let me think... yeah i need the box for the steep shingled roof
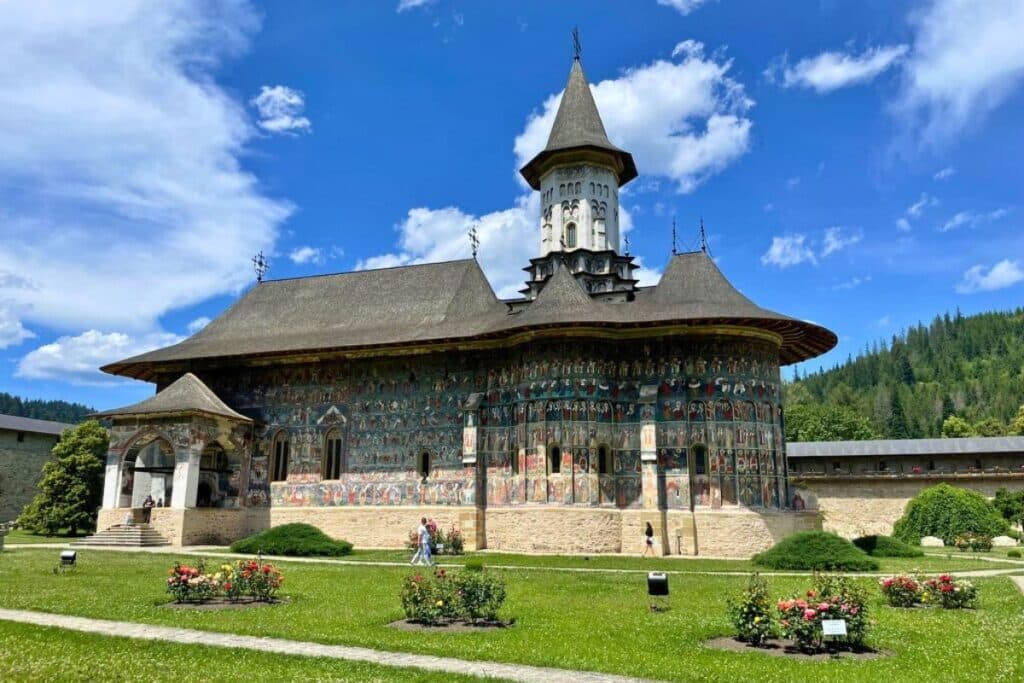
[520,59,637,189]
[94,372,251,422]
[101,250,836,381]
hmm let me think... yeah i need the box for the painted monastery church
[95,54,837,556]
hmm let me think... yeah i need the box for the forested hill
[0,392,94,424]
[786,308,1024,440]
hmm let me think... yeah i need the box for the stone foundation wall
[97,507,185,544]
[181,509,268,546]
[0,430,59,522]
[484,507,624,553]
[795,476,1024,539]
[269,506,465,549]
[693,509,821,557]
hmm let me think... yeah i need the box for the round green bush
[1007,549,1021,558]
[892,484,1009,546]
[852,534,924,558]
[230,523,353,557]
[752,531,879,571]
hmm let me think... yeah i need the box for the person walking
[418,517,434,566]
[643,521,655,557]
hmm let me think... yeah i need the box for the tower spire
[699,217,708,254]
[572,27,582,61]
[671,216,678,256]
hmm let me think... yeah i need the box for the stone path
[9,543,1024,578]
[0,608,658,683]
[1011,575,1024,595]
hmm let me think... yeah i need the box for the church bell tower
[516,45,640,303]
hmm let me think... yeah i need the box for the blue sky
[1,0,1022,410]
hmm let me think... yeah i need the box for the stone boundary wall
[795,476,1024,539]
[0,431,58,522]
[270,506,466,550]
[692,509,820,557]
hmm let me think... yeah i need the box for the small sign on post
[821,619,847,637]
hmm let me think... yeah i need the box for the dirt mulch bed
[706,636,888,661]
[160,597,288,611]
[388,618,513,632]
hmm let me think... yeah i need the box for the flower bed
[166,559,284,604]
[400,566,507,625]
[878,573,978,609]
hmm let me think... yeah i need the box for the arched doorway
[120,437,174,508]
[197,442,231,508]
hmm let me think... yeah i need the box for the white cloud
[0,2,293,385]
[397,0,434,11]
[907,192,937,217]
[876,314,892,328]
[933,166,955,180]
[289,246,324,265]
[786,176,801,189]
[0,305,34,349]
[186,316,211,334]
[956,259,1024,294]
[771,45,908,93]
[514,40,753,193]
[656,0,713,15]
[251,85,311,134]
[895,217,912,232]
[895,0,1024,143]
[832,275,871,291]
[761,234,817,268]
[939,208,1007,232]
[821,226,862,256]
[17,330,183,386]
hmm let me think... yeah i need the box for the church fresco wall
[199,334,789,512]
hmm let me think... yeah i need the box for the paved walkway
[8,543,1024,578]
[0,608,657,683]
[1011,575,1024,595]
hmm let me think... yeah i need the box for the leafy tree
[1009,405,1024,436]
[784,403,877,442]
[893,484,1008,545]
[18,420,108,536]
[993,488,1024,530]
[973,417,1006,437]
[941,416,975,438]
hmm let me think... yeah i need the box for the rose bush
[879,575,923,608]
[400,567,507,624]
[726,573,774,646]
[165,559,284,603]
[925,574,978,609]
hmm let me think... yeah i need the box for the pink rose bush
[776,574,869,652]
[878,573,978,609]
[166,559,284,603]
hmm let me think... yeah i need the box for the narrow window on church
[565,223,577,248]
[548,445,561,474]
[323,430,343,479]
[418,451,431,479]
[511,449,519,475]
[692,444,707,475]
[272,432,289,482]
[598,445,611,474]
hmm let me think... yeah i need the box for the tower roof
[520,59,638,190]
[94,372,251,422]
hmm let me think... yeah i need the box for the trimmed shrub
[893,484,1008,546]
[1007,549,1021,558]
[853,534,924,558]
[752,531,879,571]
[230,523,353,557]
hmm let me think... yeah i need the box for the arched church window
[323,429,343,479]
[272,431,290,482]
[560,184,565,196]
[548,445,562,474]
[590,182,595,194]
[565,223,577,248]
[692,444,707,475]
[575,181,581,193]
[598,445,611,474]
[418,451,431,479]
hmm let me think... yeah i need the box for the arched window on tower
[565,222,577,248]
[418,451,431,479]
[597,444,611,474]
[271,431,289,482]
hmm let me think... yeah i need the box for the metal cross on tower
[468,224,480,259]
[252,251,269,283]
[671,216,678,256]
[624,233,631,255]
[572,27,582,61]
[699,217,708,253]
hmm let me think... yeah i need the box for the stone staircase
[74,524,170,548]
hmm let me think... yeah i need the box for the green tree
[1009,405,1024,436]
[887,390,910,439]
[973,417,1006,437]
[893,483,1008,545]
[784,403,878,442]
[993,488,1024,530]
[18,420,108,536]
[941,416,976,438]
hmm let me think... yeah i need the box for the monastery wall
[794,475,1024,539]
[0,430,58,522]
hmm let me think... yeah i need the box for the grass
[0,621,487,682]
[3,529,87,545]
[1,547,1022,682]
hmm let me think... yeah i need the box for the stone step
[74,524,170,547]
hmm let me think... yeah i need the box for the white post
[170,449,200,509]
[102,453,120,509]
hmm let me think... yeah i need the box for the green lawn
[0,621,486,682]
[297,547,1004,574]
[1,547,1022,682]
[3,529,87,545]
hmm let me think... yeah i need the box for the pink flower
[803,609,817,621]
[850,606,859,615]
[882,578,894,588]
[818,602,830,611]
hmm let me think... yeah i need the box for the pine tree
[18,420,108,536]
[887,390,910,439]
